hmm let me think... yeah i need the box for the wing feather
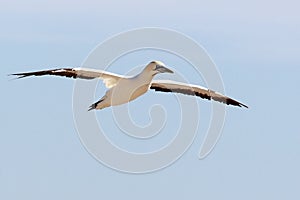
[150,80,248,108]
[10,67,125,88]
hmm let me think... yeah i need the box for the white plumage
[11,61,248,110]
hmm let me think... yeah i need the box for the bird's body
[93,73,151,110]
[11,61,248,110]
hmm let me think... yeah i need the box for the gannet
[11,61,248,110]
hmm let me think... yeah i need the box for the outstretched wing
[150,80,248,108]
[10,67,126,88]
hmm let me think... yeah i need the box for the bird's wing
[10,67,126,88]
[150,80,248,108]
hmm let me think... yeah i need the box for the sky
[1,0,300,199]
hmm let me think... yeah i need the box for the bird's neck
[136,69,155,84]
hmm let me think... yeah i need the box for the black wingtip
[240,103,249,109]
[236,101,248,108]
[9,72,33,79]
[7,73,27,81]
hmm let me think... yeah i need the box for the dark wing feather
[10,67,125,88]
[11,68,92,79]
[150,80,248,108]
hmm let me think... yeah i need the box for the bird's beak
[156,66,174,74]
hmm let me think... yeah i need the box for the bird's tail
[88,99,104,111]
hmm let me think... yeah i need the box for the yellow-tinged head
[144,61,174,76]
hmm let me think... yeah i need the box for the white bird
[11,61,248,110]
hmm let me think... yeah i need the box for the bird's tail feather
[88,99,104,111]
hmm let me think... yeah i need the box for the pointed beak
[156,66,174,74]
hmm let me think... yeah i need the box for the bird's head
[145,61,174,76]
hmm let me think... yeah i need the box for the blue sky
[1,0,300,199]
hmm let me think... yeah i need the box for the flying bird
[11,61,248,110]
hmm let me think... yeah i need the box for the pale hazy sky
[1,1,300,199]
